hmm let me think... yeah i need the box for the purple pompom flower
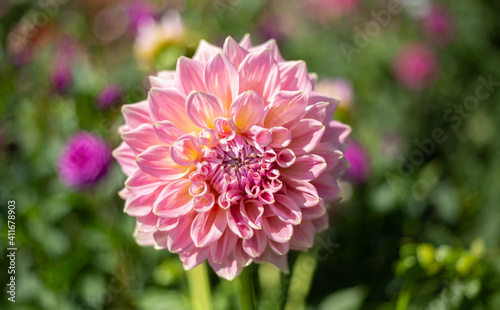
[58,132,111,189]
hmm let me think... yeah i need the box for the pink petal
[249,126,271,148]
[136,211,159,233]
[239,33,252,49]
[136,145,192,180]
[268,194,302,225]
[125,170,163,196]
[240,199,264,230]
[250,39,284,62]
[148,87,198,133]
[193,40,222,64]
[133,224,156,247]
[276,148,296,168]
[264,91,308,128]
[308,92,340,125]
[186,91,225,129]
[301,199,326,220]
[234,239,253,267]
[223,36,249,69]
[238,48,280,104]
[269,239,290,255]
[124,187,161,217]
[269,127,291,148]
[191,207,227,247]
[180,247,210,270]
[311,173,341,203]
[323,120,351,148]
[113,142,137,176]
[279,61,312,93]
[153,121,183,145]
[289,220,315,251]
[209,255,242,281]
[312,213,329,233]
[304,101,330,123]
[176,56,207,94]
[255,248,289,273]
[287,119,325,156]
[210,229,238,264]
[158,217,179,231]
[230,90,265,132]
[198,129,219,148]
[158,212,197,253]
[153,178,194,218]
[227,205,254,239]
[150,71,176,88]
[121,123,163,154]
[242,229,267,258]
[170,135,202,166]
[283,179,319,208]
[262,216,293,243]
[313,143,347,173]
[122,101,152,129]
[204,52,239,110]
[280,154,327,181]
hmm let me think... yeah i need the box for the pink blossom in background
[421,3,454,46]
[315,78,354,108]
[51,37,80,93]
[306,0,359,23]
[393,43,438,90]
[58,132,111,189]
[126,1,156,35]
[97,85,123,109]
[343,139,370,185]
[113,34,350,280]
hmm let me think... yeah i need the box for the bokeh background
[1,0,500,309]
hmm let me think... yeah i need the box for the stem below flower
[284,252,317,310]
[187,262,212,310]
[236,267,256,310]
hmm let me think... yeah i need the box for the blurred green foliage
[1,0,500,309]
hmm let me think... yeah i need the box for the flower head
[97,84,123,109]
[393,43,438,90]
[58,132,111,189]
[114,35,350,280]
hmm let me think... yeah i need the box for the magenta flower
[97,85,123,109]
[58,132,111,189]
[113,35,350,280]
[393,43,438,90]
[421,3,454,46]
[343,140,370,185]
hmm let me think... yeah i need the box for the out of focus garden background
[1,0,500,309]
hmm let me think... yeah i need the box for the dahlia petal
[227,206,254,239]
[186,91,225,129]
[250,39,284,62]
[112,142,137,176]
[262,216,294,243]
[239,33,252,49]
[240,199,264,230]
[223,36,249,69]
[153,178,194,218]
[210,229,238,264]
[209,255,242,281]
[239,48,280,104]
[269,194,302,225]
[180,247,210,270]
[150,71,176,88]
[204,52,239,110]
[125,169,163,196]
[269,127,291,148]
[122,100,152,129]
[288,119,325,155]
[148,87,198,133]
[289,220,315,251]
[214,117,236,141]
[118,187,132,200]
[191,207,227,247]
[279,61,312,93]
[198,129,219,148]
[250,126,271,148]
[323,120,351,148]
[269,239,290,255]
[283,179,319,208]
[276,148,296,168]
[313,142,347,173]
[124,188,161,216]
[136,211,159,233]
[170,135,202,166]
[121,123,163,154]
[157,212,197,253]
[153,121,183,145]
[234,239,253,267]
[177,56,207,94]
[255,248,289,273]
[301,199,326,220]
[304,101,330,123]
[193,193,215,213]
[264,90,307,128]
[311,173,342,203]
[242,229,267,258]
[312,213,329,233]
[193,40,222,64]
[158,217,179,231]
[230,90,265,132]
[136,145,191,180]
[308,92,340,125]
[280,154,327,181]
[133,224,156,247]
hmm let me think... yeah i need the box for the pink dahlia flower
[393,43,438,90]
[113,35,350,280]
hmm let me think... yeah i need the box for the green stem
[395,283,411,310]
[187,262,212,310]
[284,252,317,310]
[236,267,256,310]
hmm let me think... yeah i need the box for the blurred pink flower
[344,139,370,185]
[421,3,454,46]
[114,35,350,280]
[97,84,123,109]
[58,132,111,189]
[51,37,81,93]
[126,1,156,35]
[306,0,359,23]
[315,78,354,108]
[393,43,438,90]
